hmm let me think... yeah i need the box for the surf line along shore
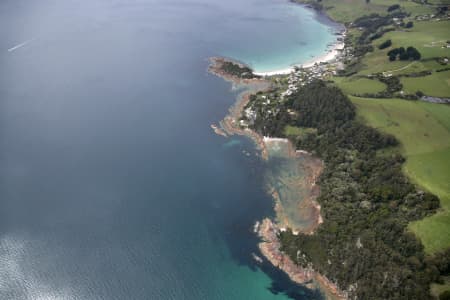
[208,57,347,300]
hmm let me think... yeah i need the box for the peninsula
[210,0,450,299]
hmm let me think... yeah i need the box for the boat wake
[7,38,35,52]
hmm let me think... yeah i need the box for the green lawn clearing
[333,76,387,95]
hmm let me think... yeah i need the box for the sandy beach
[253,40,345,76]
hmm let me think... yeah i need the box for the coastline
[208,3,349,298]
[264,137,324,234]
[208,57,272,160]
[257,218,347,300]
[259,140,346,300]
[208,56,347,299]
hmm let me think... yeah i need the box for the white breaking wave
[7,38,35,52]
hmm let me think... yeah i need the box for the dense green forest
[219,61,259,79]
[247,81,449,299]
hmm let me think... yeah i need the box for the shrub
[387,4,400,12]
[379,39,392,49]
[387,46,421,61]
[400,52,410,60]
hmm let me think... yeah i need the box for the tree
[387,4,400,12]
[399,52,409,60]
[387,46,421,61]
[407,46,421,60]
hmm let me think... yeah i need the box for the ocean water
[219,2,340,72]
[0,0,337,299]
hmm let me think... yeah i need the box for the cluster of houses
[241,107,257,127]
[240,93,281,128]
[280,60,341,97]
[236,39,350,129]
[341,46,356,63]
[238,50,347,129]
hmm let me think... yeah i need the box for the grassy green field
[301,0,450,97]
[333,76,386,95]
[359,20,450,76]
[350,96,450,254]
[401,70,450,98]
[327,3,450,102]
[381,21,450,59]
[284,125,317,138]
[298,0,434,23]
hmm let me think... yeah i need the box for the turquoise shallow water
[265,139,321,231]
[218,1,341,72]
[0,0,335,299]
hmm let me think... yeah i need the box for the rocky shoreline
[208,57,272,160]
[208,57,263,85]
[258,219,347,300]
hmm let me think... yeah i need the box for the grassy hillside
[351,97,450,254]
[297,0,435,23]
[340,19,450,97]
[401,70,450,98]
[373,21,450,59]
[322,0,450,100]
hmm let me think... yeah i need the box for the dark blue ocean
[0,0,337,299]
